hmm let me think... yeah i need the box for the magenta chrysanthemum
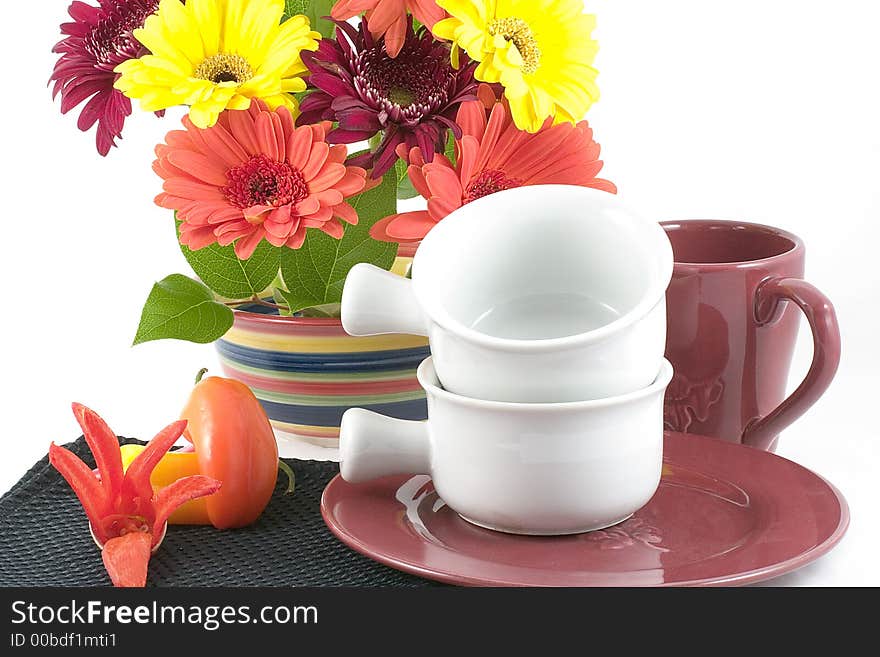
[50,0,159,156]
[297,17,478,179]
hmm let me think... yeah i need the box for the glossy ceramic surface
[216,253,430,447]
[323,432,849,587]
[342,186,673,403]
[340,358,672,535]
[662,221,841,451]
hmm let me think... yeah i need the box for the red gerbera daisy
[371,88,617,242]
[154,101,369,260]
[331,0,446,58]
[50,0,159,156]
[297,17,478,179]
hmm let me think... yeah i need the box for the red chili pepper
[49,404,222,587]
[101,532,152,588]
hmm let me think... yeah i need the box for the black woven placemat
[0,438,437,587]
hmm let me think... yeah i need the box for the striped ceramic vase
[215,253,429,448]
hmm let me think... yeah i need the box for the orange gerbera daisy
[154,101,368,259]
[331,0,445,57]
[370,89,616,242]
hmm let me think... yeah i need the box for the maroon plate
[321,432,849,586]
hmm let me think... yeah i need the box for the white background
[1,1,877,585]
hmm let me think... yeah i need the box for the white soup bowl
[340,358,673,536]
[342,185,672,403]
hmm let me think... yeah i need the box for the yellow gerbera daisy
[433,0,599,133]
[114,0,320,128]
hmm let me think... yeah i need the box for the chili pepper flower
[432,0,600,133]
[114,0,320,129]
[49,404,221,587]
[297,17,478,179]
[330,0,446,58]
[154,101,368,260]
[50,0,160,156]
[371,89,616,242]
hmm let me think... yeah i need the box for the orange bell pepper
[180,373,279,529]
[121,371,280,529]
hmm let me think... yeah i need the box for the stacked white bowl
[339,185,674,535]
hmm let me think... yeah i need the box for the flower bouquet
[51,0,616,439]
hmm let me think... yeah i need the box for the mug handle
[339,409,431,484]
[742,277,841,451]
[341,264,429,337]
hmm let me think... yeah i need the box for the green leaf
[272,287,295,317]
[284,0,336,39]
[177,221,281,301]
[279,173,399,313]
[133,275,234,346]
[299,303,342,318]
[274,286,340,318]
[395,158,420,200]
[444,130,457,165]
[283,0,307,17]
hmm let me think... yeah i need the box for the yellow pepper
[120,444,211,525]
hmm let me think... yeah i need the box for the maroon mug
[661,220,840,451]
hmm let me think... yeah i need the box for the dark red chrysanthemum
[297,17,478,179]
[50,0,159,156]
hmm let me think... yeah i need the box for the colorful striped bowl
[215,254,429,448]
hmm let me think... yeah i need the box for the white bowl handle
[341,264,429,337]
[339,409,431,484]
